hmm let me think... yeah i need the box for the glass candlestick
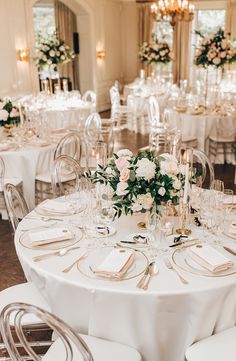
[176,200,192,235]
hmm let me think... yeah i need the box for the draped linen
[173,20,192,85]
[54,0,79,89]
[138,3,154,75]
[226,0,236,40]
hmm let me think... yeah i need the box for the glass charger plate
[35,199,85,217]
[172,244,236,277]
[77,246,149,281]
[19,225,83,250]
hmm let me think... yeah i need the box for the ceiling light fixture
[151,0,195,27]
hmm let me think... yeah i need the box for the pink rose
[10,108,19,118]
[220,51,226,58]
[119,168,130,182]
[115,156,129,171]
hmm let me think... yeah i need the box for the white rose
[59,46,65,51]
[116,182,128,196]
[173,178,182,190]
[43,56,47,61]
[106,167,115,176]
[47,59,52,65]
[160,50,166,57]
[49,50,55,57]
[221,39,227,50]
[136,158,156,180]
[160,153,178,175]
[56,51,60,56]
[142,193,154,210]
[60,55,65,60]
[158,187,166,196]
[0,109,9,121]
[213,57,221,65]
[116,149,133,158]
[0,102,5,110]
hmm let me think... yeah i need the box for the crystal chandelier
[151,0,195,27]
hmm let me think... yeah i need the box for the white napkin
[39,199,73,213]
[93,249,134,279]
[187,245,233,273]
[29,227,73,246]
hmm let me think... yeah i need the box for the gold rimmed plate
[171,244,236,277]
[77,246,149,281]
[19,225,83,250]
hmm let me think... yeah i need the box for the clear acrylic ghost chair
[85,140,107,173]
[185,326,236,361]
[100,119,115,157]
[0,156,22,219]
[110,86,131,130]
[35,132,82,204]
[82,91,97,111]
[192,149,215,188]
[51,155,83,198]
[0,287,52,360]
[0,302,142,361]
[3,183,29,233]
[84,112,101,145]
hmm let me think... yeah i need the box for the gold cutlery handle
[33,251,58,262]
[172,267,188,284]
[62,252,88,273]
[142,275,151,290]
[136,274,148,289]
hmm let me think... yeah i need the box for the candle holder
[176,201,192,235]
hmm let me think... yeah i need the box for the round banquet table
[15,207,236,361]
[167,109,236,155]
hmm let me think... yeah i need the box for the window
[33,5,56,48]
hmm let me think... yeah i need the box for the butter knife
[223,246,236,256]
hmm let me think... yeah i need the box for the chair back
[192,149,215,187]
[4,183,29,232]
[110,86,120,106]
[54,132,82,162]
[148,96,160,129]
[0,302,94,361]
[51,155,83,198]
[100,119,115,157]
[0,156,5,192]
[85,112,101,145]
[82,91,96,110]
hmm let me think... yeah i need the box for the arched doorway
[32,0,95,94]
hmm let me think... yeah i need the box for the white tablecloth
[0,143,56,210]
[167,109,236,155]
[15,211,236,361]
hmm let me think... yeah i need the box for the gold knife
[223,246,236,256]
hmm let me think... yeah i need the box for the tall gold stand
[176,202,192,235]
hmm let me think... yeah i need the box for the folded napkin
[187,245,233,273]
[29,227,73,246]
[39,199,73,213]
[93,249,134,279]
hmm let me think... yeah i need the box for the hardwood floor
[0,126,235,291]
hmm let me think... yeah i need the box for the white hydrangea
[159,153,178,175]
[136,158,156,180]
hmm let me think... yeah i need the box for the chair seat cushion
[209,135,235,142]
[0,282,50,326]
[186,326,236,361]
[42,333,141,361]
[36,172,76,183]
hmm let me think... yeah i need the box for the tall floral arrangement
[35,33,75,70]
[139,40,174,64]
[87,149,185,218]
[0,98,20,127]
[194,28,236,68]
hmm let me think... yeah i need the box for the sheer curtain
[138,3,154,75]
[54,0,79,89]
[172,21,192,85]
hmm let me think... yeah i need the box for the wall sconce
[96,50,106,60]
[17,48,30,62]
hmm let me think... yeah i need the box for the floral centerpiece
[0,98,20,127]
[87,149,185,218]
[194,28,236,68]
[139,40,174,64]
[35,33,75,70]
